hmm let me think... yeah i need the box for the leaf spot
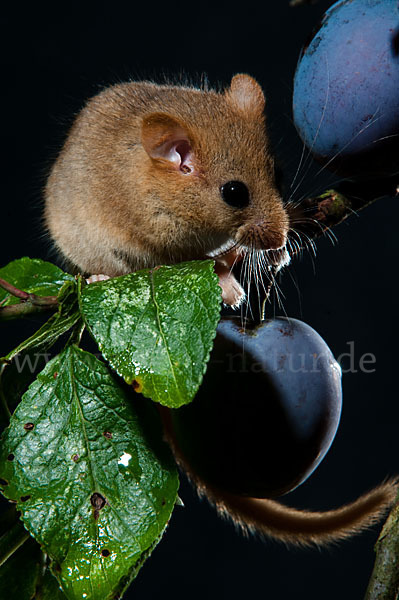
[53,371,58,379]
[131,379,143,393]
[20,495,31,502]
[91,492,107,521]
[72,454,79,462]
[118,452,132,467]
[101,549,111,557]
[103,431,113,439]
[90,492,106,510]
[7,454,15,461]
[23,422,35,431]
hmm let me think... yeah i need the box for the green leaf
[0,537,42,600]
[0,258,74,306]
[0,346,178,600]
[80,261,221,408]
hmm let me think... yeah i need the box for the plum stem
[294,177,399,247]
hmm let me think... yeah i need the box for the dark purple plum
[171,317,342,498]
[293,0,399,178]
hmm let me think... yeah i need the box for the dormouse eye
[220,180,250,209]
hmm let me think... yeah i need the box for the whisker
[314,108,384,178]
[372,133,399,143]
[322,227,338,246]
[252,250,262,321]
[240,250,252,329]
[228,245,245,275]
[287,52,331,203]
[289,140,308,194]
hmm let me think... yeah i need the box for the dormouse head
[140,74,290,267]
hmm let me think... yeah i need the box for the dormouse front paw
[213,260,245,309]
[86,274,111,284]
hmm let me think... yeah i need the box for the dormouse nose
[258,224,287,250]
[241,211,289,250]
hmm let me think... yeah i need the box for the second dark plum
[171,317,342,498]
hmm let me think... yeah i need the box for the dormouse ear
[141,113,195,174]
[225,74,265,117]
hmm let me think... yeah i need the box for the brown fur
[44,74,289,307]
[160,406,398,547]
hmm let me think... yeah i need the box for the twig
[0,279,59,320]
[0,278,58,307]
[0,278,31,301]
[364,498,399,600]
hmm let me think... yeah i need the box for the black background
[0,1,398,599]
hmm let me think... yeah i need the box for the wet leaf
[80,261,221,408]
[0,346,178,600]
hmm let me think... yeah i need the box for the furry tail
[160,407,398,547]
[199,479,397,546]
